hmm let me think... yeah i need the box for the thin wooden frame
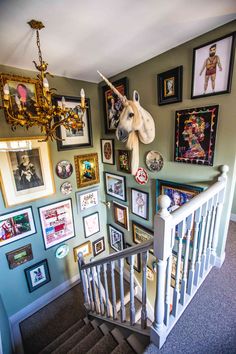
[6,244,33,269]
[113,201,129,230]
[104,172,127,201]
[157,66,183,105]
[101,139,115,165]
[0,206,36,247]
[24,259,51,293]
[38,198,75,249]
[0,137,55,207]
[92,237,105,257]
[191,32,236,99]
[73,241,92,262]
[83,211,100,238]
[53,95,93,151]
[108,224,124,252]
[131,188,149,220]
[74,153,100,188]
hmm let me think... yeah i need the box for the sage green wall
[0,64,108,317]
[0,295,12,354]
[101,19,236,299]
[232,187,236,214]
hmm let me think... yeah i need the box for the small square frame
[24,259,51,293]
[157,66,183,105]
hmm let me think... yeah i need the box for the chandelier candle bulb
[80,88,85,108]
[61,96,66,109]
[43,77,49,90]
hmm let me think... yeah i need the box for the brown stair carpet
[39,319,85,354]
[67,326,104,354]
[111,340,136,354]
[86,332,118,354]
[118,297,142,323]
[51,322,93,354]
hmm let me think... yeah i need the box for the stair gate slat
[194,203,208,287]
[110,261,117,319]
[164,254,172,326]
[172,220,185,317]
[180,213,193,305]
[86,268,95,312]
[200,199,213,277]
[205,194,218,270]
[91,266,100,314]
[118,258,126,322]
[103,263,111,317]
[187,207,201,295]
[96,264,105,315]
[129,254,136,325]
[78,253,91,310]
[141,250,148,329]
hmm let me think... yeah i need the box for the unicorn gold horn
[97,70,128,106]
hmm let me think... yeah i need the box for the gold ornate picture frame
[74,153,100,188]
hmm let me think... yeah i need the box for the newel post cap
[158,195,171,217]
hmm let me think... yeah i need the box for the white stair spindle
[91,265,99,314]
[205,194,218,270]
[103,263,111,317]
[141,251,148,329]
[110,261,118,320]
[200,199,213,277]
[129,255,136,325]
[96,264,105,315]
[194,203,207,286]
[118,258,126,323]
[77,252,90,310]
[164,254,172,326]
[86,268,94,312]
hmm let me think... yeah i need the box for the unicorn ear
[133,90,140,106]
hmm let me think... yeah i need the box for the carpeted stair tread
[67,326,104,354]
[118,297,142,322]
[86,332,118,354]
[39,319,85,354]
[51,322,93,354]
[111,340,136,354]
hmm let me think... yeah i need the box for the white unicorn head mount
[98,71,155,175]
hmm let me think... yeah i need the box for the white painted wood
[230,213,236,222]
[103,263,111,318]
[200,199,213,278]
[164,255,172,326]
[110,261,118,320]
[205,194,218,270]
[96,264,105,315]
[86,268,95,312]
[194,203,207,286]
[118,258,126,322]
[173,221,185,316]
[141,251,148,329]
[211,189,225,266]
[129,255,136,325]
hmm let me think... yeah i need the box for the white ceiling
[0,0,235,83]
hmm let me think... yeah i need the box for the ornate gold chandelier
[1,20,86,141]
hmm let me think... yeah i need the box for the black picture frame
[102,77,129,134]
[191,32,236,99]
[157,66,183,105]
[104,172,127,201]
[24,259,51,292]
[53,95,93,151]
[92,237,105,257]
[132,221,154,255]
[125,242,141,272]
[83,212,100,238]
[108,224,124,252]
[101,139,115,165]
[117,150,132,174]
[131,188,149,220]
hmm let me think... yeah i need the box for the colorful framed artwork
[131,188,149,220]
[174,105,219,166]
[104,172,126,201]
[101,139,115,165]
[83,212,100,238]
[117,150,131,174]
[74,153,100,188]
[125,242,141,272]
[0,207,36,247]
[156,179,204,213]
[157,66,183,105]
[73,241,92,262]
[92,237,105,257]
[108,225,124,252]
[191,32,236,99]
[0,137,55,207]
[0,73,42,118]
[24,259,51,293]
[53,95,93,151]
[76,187,99,212]
[102,77,128,134]
[132,222,153,254]
[38,199,75,249]
[6,244,33,269]
[113,201,129,230]
[55,160,73,179]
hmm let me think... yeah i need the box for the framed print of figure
[131,188,149,220]
[101,139,115,165]
[24,259,51,292]
[102,77,128,134]
[174,105,219,166]
[108,225,124,252]
[191,32,235,98]
[157,66,183,105]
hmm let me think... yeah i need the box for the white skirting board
[230,213,236,222]
[9,274,80,354]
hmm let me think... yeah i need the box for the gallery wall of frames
[0,20,236,316]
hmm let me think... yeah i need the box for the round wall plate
[135,167,149,185]
[145,151,164,172]
[60,181,72,195]
[56,160,73,179]
[55,244,70,259]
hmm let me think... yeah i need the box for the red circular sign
[135,167,149,185]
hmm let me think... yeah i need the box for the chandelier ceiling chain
[0,19,86,142]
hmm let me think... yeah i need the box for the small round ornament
[145,151,164,172]
[135,167,149,185]
[56,160,73,179]
[60,181,72,195]
[55,244,69,259]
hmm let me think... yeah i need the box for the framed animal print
[0,137,55,207]
[157,66,183,105]
[108,225,124,252]
[74,153,100,188]
[191,32,236,99]
[83,212,100,238]
[113,201,129,230]
[24,259,51,293]
[53,95,93,151]
[131,188,149,220]
[174,105,219,166]
[102,77,128,133]
[104,172,126,201]
[101,139,115,165]
[92,237,105,257]
[117,150,131,174]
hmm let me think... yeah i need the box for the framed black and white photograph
[104,172,126,201]
[101,139,115,165]
[125,242,141,272]
[191,32,235,98]
[92,237,105,257]
[83,212,100,238]
[108,225,124,252]
[76,187,99,212]
[131,188,149,220]
[24,259,51,292]
[157,66,183,105]
[53,95,93,150]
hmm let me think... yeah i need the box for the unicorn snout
[116,128,129,142]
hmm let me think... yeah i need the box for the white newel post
[151,195,172,349]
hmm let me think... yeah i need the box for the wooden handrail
[80,240,153,270]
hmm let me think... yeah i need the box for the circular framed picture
[56,160,73,179]
[60,181,73,195]
[145,151,164,172]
